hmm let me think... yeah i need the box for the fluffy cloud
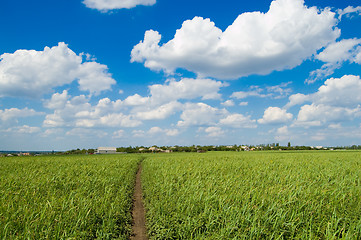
[231,82,292,100]
[132,130,145,138]
[314,75,361,107]
[221,100,235,107]
[0,108,43,122]
[277,126,289,135]
[66,128,108,138]
[1,125,41,134]
[0,43,115,98]
[135,101,182,120]
[285,93,310,108]
[177,103,227,127]
[131,0,339,79]
[290,75,361,127]
[203,127,225,137]
[307,39,361,83]
[123,94,150,106]
[43,92,140,128]
[337,6,361,20]
[99,113,142,127]
[149,78,224,104]
[148,126,180,136]
[44,90,69,109]
[294,104,360,127]
[219,114,257,128]
[112,130,125,139]
[83,0,156,11]
[288,75,361,108]
[231,89,270,99]
[239,102,248,106]
[124,78,225,121]
[124,78,224,107]
[148,126,163,134]
[275,126,291,141]
[258,107,293,124]
[316,39,361,63]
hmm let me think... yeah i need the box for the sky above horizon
[1,0,361,150]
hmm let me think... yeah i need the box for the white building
[97,147,117,154]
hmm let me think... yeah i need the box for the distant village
[1,143,361,157]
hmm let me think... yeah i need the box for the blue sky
[1,0,361,150]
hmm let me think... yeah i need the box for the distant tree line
[62,143,361,154]
[4,144,361,157]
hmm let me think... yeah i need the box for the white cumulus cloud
[135,101,182,120]
[337,6,361,20]
[149,78,224,104]
[289,75,361,108]
[294,104,360,127]
[219,114,257,128]
[2,125,41,134]
[83,0,156,12]
[148,126,180,136]
[0,107,44,122]
[221,100,235,107]
[204,126,224,137]
[177,103,228,127]
[307,39,361,83]
[112,130,125,139]
[0,43,115,98]
[292,75,361,127]
[43,92,140,128]
[131,0,339,79]
[258,107,293,124]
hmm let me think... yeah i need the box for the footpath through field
[131,161,148,240]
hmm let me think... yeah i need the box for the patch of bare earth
[131,165,148,240]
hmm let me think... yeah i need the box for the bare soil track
[131,164,148,240]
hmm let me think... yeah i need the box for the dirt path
[131,164,148,240]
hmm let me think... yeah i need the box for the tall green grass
[142,151,361,239]
[0,155,140,239]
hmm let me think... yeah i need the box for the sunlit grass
[0,155,140,239]
[142,151,361,239]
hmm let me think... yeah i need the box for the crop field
[1,151,361,239]
[142,151,361,239]
[0,154,140,239]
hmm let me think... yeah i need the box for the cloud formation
[135,101,182,120]
[0,43,115,98]
[177,103,227,127]
[43,91,140,128]
[258,107,293,124]
[231,82,292,100]
[148,126,179,136]
[219,114,257,128]
[307,38,361,83]
[131,0,340,79]
[0,108,43,122]
[290,75,361,126]
[337,6,361,20]
[83,0,156,11]
[204,126,224,137]
[149,78,224,104]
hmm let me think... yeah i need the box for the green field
[142,151,361,239]
[0,155,140,239]
[1,151,361,239]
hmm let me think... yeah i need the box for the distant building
[97,147,117,154]
[241,146,250,151]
